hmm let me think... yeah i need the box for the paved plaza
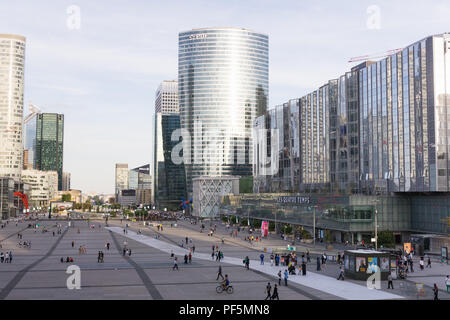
[0,217,448,300]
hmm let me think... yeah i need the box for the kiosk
[344,249,391,281]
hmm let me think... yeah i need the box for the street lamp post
[313,206,316,246]
[372,199,379,250]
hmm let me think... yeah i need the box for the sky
[1,0,449,194]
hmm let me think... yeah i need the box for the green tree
[377,231,395,248]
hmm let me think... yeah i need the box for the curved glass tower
[178,27,268,194]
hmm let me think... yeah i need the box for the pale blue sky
[1,0,449,194]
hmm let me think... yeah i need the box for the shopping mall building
[220,33,450,248]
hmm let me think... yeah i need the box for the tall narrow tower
[0,34,26,181]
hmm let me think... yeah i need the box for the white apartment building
[21,169,58,207]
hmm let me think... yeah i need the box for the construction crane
[348,48,404,63]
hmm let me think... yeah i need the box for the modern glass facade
[35,113,64,190]
[115,163,128,200]
[254,33,450,195]
[178,27,268,195]
[0,34,26,182]
[153,113,186,209]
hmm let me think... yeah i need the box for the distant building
[115,163,128,201]
[21,169,58,207]
[0,34,26,182]
[56,189,82,204]
[62,172,71,191]
[35,113,64,190]
[118,189,136,207]
[129,164,152,205]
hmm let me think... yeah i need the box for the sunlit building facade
[178,27,268,195]
[0,34,26,182]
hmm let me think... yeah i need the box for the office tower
[155,80,179,114]
[0,34,26,181]
[153,80,186,209]
[62,172,71,191]
[35,113,64,190]
[115,163,128,201]
[178,27,268,194]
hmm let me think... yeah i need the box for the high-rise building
[115,163,128,201]
[0,34,26,182]
[155,80,179,114]
[23,104,41,169]
[178,27,268,195]
[35,113,64,190]
[62,172,71,191]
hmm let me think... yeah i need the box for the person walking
[8,251,12,263]
[192,245,195,253]
[270,254,274,266]
[216,265,224,280]
[284,269,288,286]
[316,257,321,271]
[106,242,110,250]
[301,261,306,276]
[387,274,394,289]
[245,256,250,270]
[445,275,450,293]
[426,256,431,268]
[188,252,192,264]
[433,283,439,300]
[260,253,264,265]
[337,267,345,280]
[271,284,279,300]
[264,282,272,300]
[97,251,101,263]
[173,257,179,271]
[277,270,282,285]
[419,257,424,271]
[71,241,74,248]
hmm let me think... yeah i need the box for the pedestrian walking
[173,257,179,271]
[270,254,274,266]
[433,283,439,300]
[277,270,282,285]
[260,253,264,265]
[128,248,132,256]
[284,269,288,286]
[426,256,431,268]
[271,284,279,300]
[216,265,224,280]
[188,252,192,263]
[301,261,306,276]
[337,267,345,280]
[387,274,394,289]
[192,245,195,253]
[420,257,424,270]
[71,241,74,248]
[317,257,321,271]
[264,282,271,300]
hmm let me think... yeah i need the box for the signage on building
[277,196,310,204]
[189,33,208,40]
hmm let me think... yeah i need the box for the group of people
[78,245,87,254]
[60,257,74,263]
[264,282,280,300]
[0,251,12,263]
[97,251,105,263]
[212,245,224,262]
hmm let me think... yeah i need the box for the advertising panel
[404,243,411,254]
[367,257,378,273]
[380,256,390,271]
[356,257,366,272]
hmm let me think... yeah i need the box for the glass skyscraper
[35,113,64,190]
[178,27,268,195]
